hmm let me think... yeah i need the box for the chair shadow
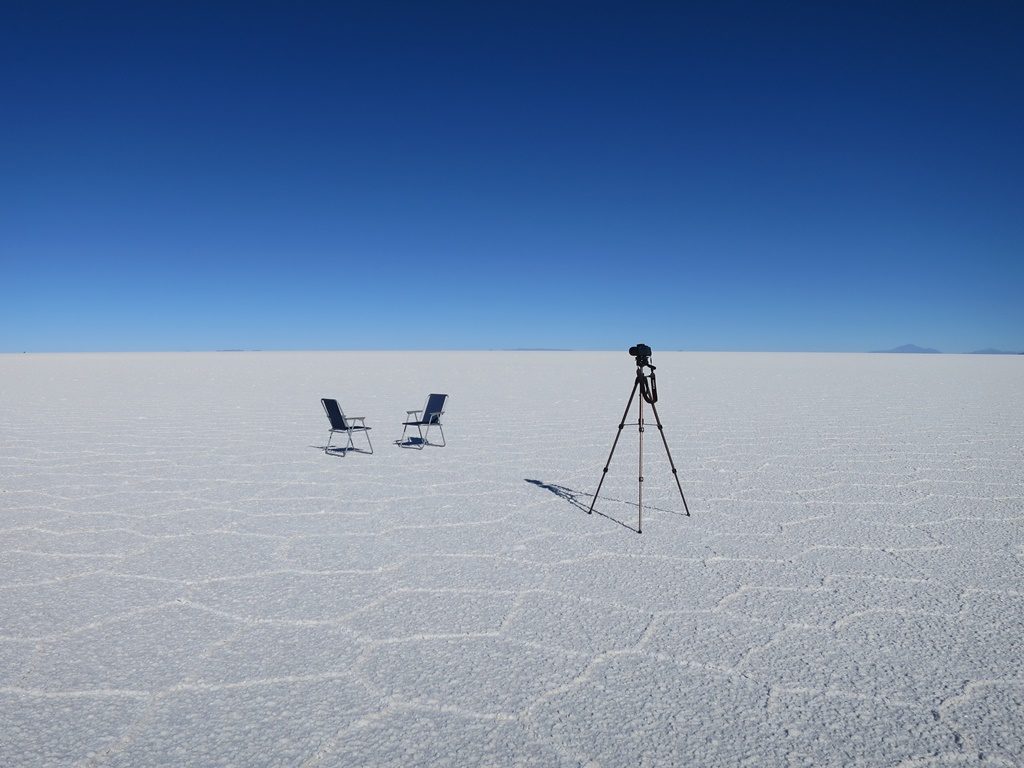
[395,437,429,449]
[524,479,638,533]
[310,444,373,456]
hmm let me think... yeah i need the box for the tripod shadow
[524,479,638,533]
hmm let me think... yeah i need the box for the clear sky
[2,1,1022,353]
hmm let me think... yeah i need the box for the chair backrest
[423,393,448,424]
[321,398,348,430]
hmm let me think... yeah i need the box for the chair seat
[402,420,440,426]
[331,426,371,432]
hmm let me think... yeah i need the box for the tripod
[587,360,690,533]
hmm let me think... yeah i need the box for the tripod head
[628,343,658,403]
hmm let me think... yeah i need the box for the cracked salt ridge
[1,351,1022,767]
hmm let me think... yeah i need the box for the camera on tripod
[587,341,691,532]
[628,343,653,367]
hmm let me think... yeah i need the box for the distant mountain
[871,344,942,354]
[969,348,1019,355]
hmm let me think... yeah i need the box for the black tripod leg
[588,377,640,515]
[647,400,691,516]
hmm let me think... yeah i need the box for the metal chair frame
[321,398,373,456]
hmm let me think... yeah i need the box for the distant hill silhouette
[969,348,1019,355]
[871,344,941,354]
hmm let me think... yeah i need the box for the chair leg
[328,428,373,456]
[421,423,445,447]
[416,424,426,449]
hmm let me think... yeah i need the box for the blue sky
[2,1,1022,352]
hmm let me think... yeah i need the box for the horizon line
[2,348,1022,356]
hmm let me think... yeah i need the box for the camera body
[629,343,653,367]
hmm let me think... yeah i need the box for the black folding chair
[398,393,448,448]
[321,398,373,455]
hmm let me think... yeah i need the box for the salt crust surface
[0,351,1021,766]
